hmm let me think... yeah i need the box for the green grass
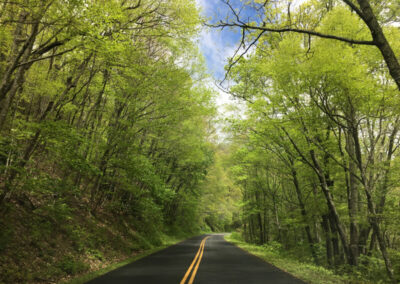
[224,233,371,284]
[64,235,187,284]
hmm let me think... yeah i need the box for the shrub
[57,256,89,275]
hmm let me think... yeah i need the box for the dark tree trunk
[321,214,333,267]
[346,119,360,266]
[350,120,396,282]
[290,161,318,264]
[355,0,400,91]
[328,212,342,266]
[310,150,351,264]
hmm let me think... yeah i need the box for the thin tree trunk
[346,122,360,265]
[0,101,54,205]
[310,150,351,264]
[0,18,39,129]
[290,161,318,264]
[272,194,282,242]
[351,122,396,282]
[322,214,333,267]
[328,212,342,266]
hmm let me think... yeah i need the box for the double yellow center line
[180,236,210,284]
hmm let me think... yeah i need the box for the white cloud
[194,0,309,141]
[195,0,210,11]
[198,30,236,75]
[194,0,252,137]
[275,0,308,9]
[196,28,238,107]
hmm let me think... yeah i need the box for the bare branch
[222,30,265,84]
[208,22,375,46]
[15,46,78,68]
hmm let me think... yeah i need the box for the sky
[196,0,255,80]
[194,0,306,110]
[194,0,261,110]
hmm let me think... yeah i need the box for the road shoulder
[63,235,194,284]
[224,233,364,284]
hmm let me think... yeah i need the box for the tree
[210,0,400,91]
[0,2,218,281]
[225,6,400,281]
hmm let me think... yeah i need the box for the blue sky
[194,0,306,109]
[195,0,261,80]
[195,0,306,79]
[194,0,262,109]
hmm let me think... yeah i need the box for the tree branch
[208,22,375,46]
[341,0,367,23]
[15,47,78,68]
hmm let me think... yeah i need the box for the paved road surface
[87,234,306,284]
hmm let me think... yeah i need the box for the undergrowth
[225,232,379,284]
[0,201,197,284]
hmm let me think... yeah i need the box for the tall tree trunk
[272,193,282,242]
[358,226,371,255]
[351,122,396,282]
[310,149,351,264]
[328,212,342,265]
[377,122,398,214]
[290,160,318,264]
[0,18,39,129]
[355,0,400,91]
[321,214,333,267]
[346,122,360,266]
[255,190,265,244]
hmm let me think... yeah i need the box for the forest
[0,0,399,283]
[0,0,222,282]
[223,0,400,283]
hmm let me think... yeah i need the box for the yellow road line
[188,236,209,284]
[180,236,210,284]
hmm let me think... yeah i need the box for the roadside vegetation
[221,1,400,283]
[226,232,369,284]
[1,0,400,283]
[0,0,223,282]
[63,234,185,284]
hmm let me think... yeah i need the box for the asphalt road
[86,234,306,284]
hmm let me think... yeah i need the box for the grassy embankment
[0,201,198,284]
[64,235,184,284]
[225,233,374,284]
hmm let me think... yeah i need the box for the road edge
[224,234,369,284]
[63,234,202,284]
[224,234,309,284]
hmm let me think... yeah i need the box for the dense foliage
[199,145,241,232]
[2,0,400,283]
[225,0,400,283]
[0,0,219,282]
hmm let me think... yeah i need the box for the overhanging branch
[208,22,375,46]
